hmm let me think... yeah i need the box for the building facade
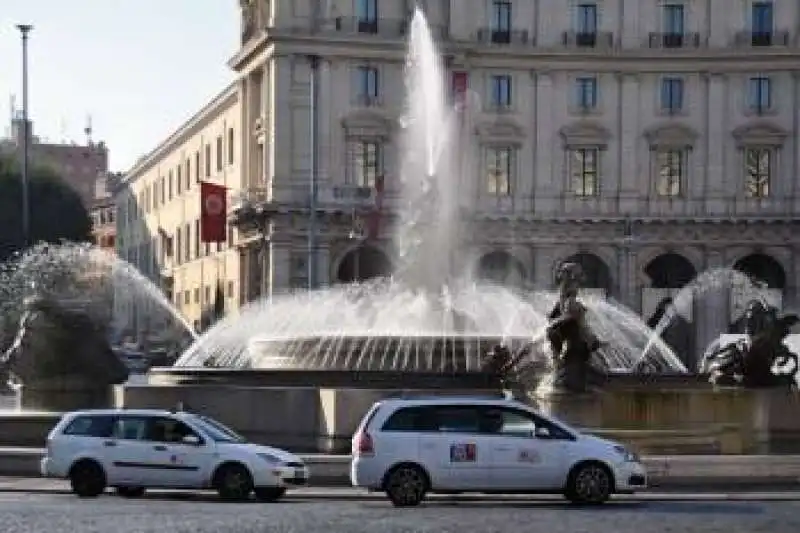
[114,84,242,337]
[224,0,800,368]
[91,171,120,251]
[1,115,109,208]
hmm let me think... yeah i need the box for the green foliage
[0,154,93,262]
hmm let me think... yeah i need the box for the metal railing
[562,30,615,49]
[475,28,532,46]
[647,32,703,49]
[310,17,448,40]
[732,30,791,47]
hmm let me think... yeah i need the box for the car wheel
[214,463,254,502]
[384,464,428,507]
[254,487,286,502]
[565,462,612,505]
[69,460,106,498]
[116,486,146,498]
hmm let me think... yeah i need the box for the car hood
[218,442,303,464]
[580,433,626,452]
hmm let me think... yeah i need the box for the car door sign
[518,449,541,463]
[450,443,477,463]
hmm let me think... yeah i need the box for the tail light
[353,431,374,456]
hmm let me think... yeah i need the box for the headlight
[257,453,283,465]
[613,445,640,462]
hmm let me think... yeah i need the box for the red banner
[200,181,227,243]
[366,175,385,240]
[453,71,468,105]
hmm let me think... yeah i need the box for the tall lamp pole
[16,24,33,250]
[307,55,320,290]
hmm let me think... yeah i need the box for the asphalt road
[0,490,799,533]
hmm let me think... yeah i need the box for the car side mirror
[534,426,551,439]
[181,434,201,446]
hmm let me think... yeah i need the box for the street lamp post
[16,24,33,250]
[307,55,320,290]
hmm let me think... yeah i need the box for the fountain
[0,243,195,412]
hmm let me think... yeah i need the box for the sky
[0,1,239,172]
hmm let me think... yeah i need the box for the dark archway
[560,253,611,291]
[733,253,786,289]
[477,251,526,287]
[643,253,698,368]
[336,246,392,283]
[645,253,697,289]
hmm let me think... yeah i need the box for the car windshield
[189,415,247,443]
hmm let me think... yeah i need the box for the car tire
[214,463,254,502]
[254,487,286,502]
[69,460,106,498]
[116,486,146,498]
[384,464,429,507]
[564,462,613,505]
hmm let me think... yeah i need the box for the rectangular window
[205,144,211,177]
[660,77,684,112]
[577,3,598,34]
[356,0,378,32]
[168,171,174,200]
[159,178,165,205]
[351,141,382,187]
[194,219,200,258]
[490,75,512,108]
[752,2,773,34]
[663,4,685,35]
[491,1,511,42]
[570,148,599,196]
[355,66,379,104]
[656,150,684,197]
[289,255,309,290]
[227,128,235,164]
[216,136,223,172]
[575,77,597,110]
[176,166,182,194]
[186,159,191,189]
[175,227,182,265]
[194,152,200,182]
[748,76,771,111]
[184,222,191,262]
[744,147,772,198]
[486,147,513,196]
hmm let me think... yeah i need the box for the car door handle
[103,440,117,447]
[153,445,168,451]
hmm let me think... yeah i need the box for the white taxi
[41,408,309,501]
[350,396,647,506]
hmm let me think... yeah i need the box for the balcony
[647,32,702,49]
[316,17,448,40]
[733,30,791,47]
[352,94,382,108]
[562,31,615,50]
[475,28,532,46]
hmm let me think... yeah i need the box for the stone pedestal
[19,376,114,412]
[532,388,605,428]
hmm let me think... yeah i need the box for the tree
[0,154,93,262]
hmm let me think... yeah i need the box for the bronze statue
[701,300,800,388]
[545,262,606,392]
[0,289,128,396]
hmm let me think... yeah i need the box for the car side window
[111,416,148,440]
[63,415,115,438]
[146,417,203,444]
[432,406,482,433]
[382,407,437,432]
[480,407,536,437]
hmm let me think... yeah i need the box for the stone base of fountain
[17,376,115,412]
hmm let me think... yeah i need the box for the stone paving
[0,489,798,533]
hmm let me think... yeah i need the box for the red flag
[453,72,468,110]
[366,175,385,240]
[200,181,227,243]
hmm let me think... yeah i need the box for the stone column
[533,72,556,213]
[617,73,640,212]
[705,72,727,213]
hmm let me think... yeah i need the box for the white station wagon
[350,396,647,506]
[41,408,309,501]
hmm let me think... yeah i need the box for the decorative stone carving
[341,110,393,139]
[732,121,788,148]
[643,123,699,150]
[559,121,612,149]
[475,118,525,146]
